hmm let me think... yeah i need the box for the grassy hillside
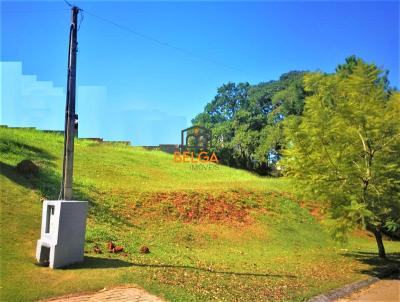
[1,127,398,302]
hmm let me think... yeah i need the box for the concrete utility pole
[62,6,79,200]
[36,5,88,270]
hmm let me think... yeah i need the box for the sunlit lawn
[1,127,399,301]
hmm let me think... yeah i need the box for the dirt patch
[155,191,252,224]
[103,189,308,227]
[299,200,325,220]
[127,190,271,225]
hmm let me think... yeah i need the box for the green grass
[1,127,399,302]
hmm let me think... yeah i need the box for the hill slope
[1,127,398,302]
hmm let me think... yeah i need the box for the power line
[63,0,74,8]
[4,2,253,76]
[81,8,249,75]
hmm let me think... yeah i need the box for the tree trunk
[367,224,386,258]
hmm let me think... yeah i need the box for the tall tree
[192,72,306,174]
[282,58,400,257]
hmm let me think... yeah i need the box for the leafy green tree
[192,72,306,174]
[255,72,306,168]
[282,58,400,257]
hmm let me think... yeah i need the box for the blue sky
[1,0,399,145]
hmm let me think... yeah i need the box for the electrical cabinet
[36,200,88,268]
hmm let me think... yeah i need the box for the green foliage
[192,72,306,174]
[282,57,400,248]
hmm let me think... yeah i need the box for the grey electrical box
[36,200,88,268]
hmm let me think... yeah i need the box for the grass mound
[0,127,399,302]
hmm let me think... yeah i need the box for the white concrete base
[36,200,88,268]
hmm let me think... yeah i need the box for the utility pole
[36,5,88,270]
[62,6,79,200]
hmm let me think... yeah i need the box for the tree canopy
[192,56,399,256]
[192,71,306,174]
[281,58,400,257]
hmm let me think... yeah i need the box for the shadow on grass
[63,256,134,269]
[67,255,295,278]
[0,141,137,229]
[0,161,34,187]
[0,160,65,199]
[130,262,296,278]
[0,139,57,162]
[341,251,400,278]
